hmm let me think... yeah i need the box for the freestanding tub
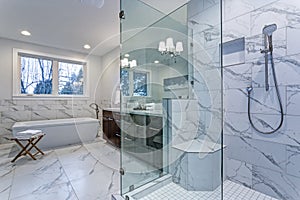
[12,118,99,150]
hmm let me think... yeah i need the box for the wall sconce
[158,37,183,58]
[121,58,137,68]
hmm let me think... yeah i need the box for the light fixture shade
[166,37,175,51]
[176,42,183,52]
[130,60,137,67]
[121,58,129,67]
[158,41,166,52]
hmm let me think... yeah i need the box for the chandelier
[158,37,183,58]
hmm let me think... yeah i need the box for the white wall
[0,38,103,143]
[97,47,120,108]
[0,38,102,99]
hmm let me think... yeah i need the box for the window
[120,69,149,97]
[20,57,53,94]
[133,72,148,96]
[14,49,87,97]
[120,69,130,96]
[58,62,84,95]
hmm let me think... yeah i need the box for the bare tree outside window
[58,62,84,95]
[19,54,85,96]
[20,57,53,94]
[133,72,148,96]
[120,69,130,96]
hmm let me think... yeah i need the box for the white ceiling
[0,0,120,56]
[0,0,189,57]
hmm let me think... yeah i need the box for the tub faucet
[89,103,99,119]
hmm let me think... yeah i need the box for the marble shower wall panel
[250,0,300,36]
[226,157,252,188]
[224,112,252,138]
[223,0,280,22]
[224,88,248,113]
[223,0,300,198]
[287,23,300,55]
[223,13,251,43]
[171,100,200,145]
[286,145,300,178]
[192,47,220,71]
[225,135,286,173]
[0,99,95,143]
[249,86,286,115]
[223,63,251,89]
[252,165,300,200]
[287,85,300,116]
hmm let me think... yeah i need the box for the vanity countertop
[103,107,163,117]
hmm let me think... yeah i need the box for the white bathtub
[12,118,99,150]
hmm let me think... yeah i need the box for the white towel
[16,129,42,138]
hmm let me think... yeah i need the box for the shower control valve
[246,86,253,94]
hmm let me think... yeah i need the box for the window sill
[12,95,90,100]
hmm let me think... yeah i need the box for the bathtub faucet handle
[89,103,100,119]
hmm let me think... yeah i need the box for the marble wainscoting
[0,99,96,144]
[0,139,121,200]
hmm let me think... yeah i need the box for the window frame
[13,49,89,99]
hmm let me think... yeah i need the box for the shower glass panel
[120,0,222,199]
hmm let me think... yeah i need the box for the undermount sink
[130,113,151,126]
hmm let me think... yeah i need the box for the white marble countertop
[102,107,163,117]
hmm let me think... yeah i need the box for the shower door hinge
[119,10,125,19]
[129,185,135,192]
[119,168,125,175]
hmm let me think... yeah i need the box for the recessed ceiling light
[154,60,159,64]
[83,44,91,49]
[21,30,31,36]
[124,54,130,57]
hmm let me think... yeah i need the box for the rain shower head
[262,24,277,36]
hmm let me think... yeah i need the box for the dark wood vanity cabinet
[102,109,164,169]
[102,110,121,147]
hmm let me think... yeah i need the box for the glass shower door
[120,0,167,195]
[120,0,223,199]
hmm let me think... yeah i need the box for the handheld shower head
[262,24,277,36]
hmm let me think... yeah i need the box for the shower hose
[247,51,284,134]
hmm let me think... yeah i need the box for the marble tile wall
[0,99,96,144]
[223,0,300,199]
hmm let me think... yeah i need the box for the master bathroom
[0,0,300,200]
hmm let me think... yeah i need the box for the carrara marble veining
[0,139,120,200]
[222,0,300,199]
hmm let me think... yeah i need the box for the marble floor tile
[0,140,121,200]
[0,174,14,200]
[10,159,69,199]
[10,182,78,200]
[84,141,120,171]
[71,167,120,200]
[13,151,57,177]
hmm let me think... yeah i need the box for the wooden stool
[4,131,45,163]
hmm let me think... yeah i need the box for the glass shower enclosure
[120,0,222,199]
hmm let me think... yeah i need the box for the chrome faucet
[89,103,99,119]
